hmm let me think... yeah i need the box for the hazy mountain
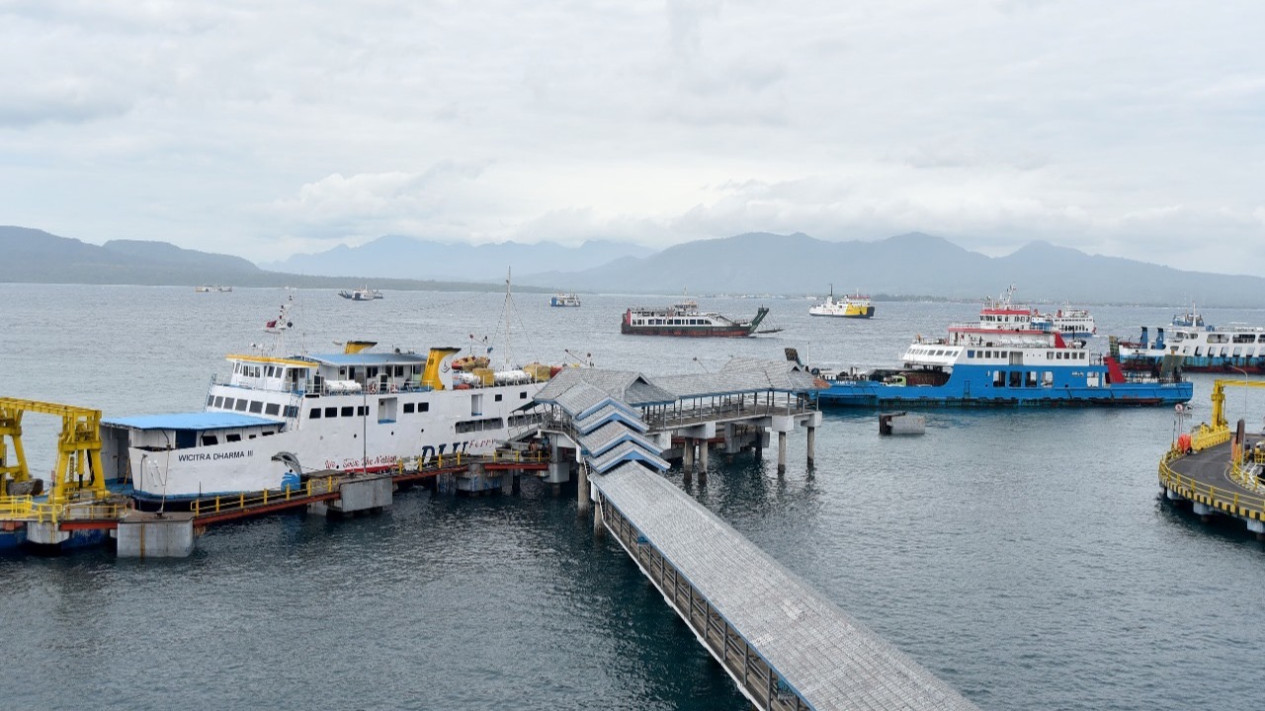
[518,231,1265,307]
[0,226,529,292]
[6,225,1264,307]
[260,235,657,281]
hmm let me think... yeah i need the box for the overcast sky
[3,1,1262,273]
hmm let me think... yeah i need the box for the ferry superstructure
[550,292,581,307]
[101,301,553,505]
[815,287,1191,407]
[1115,304,1265,373]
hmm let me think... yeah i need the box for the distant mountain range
[0,226,521,292]
[260,235,656,282]
[518,231,1253,306]
[4,224,1263,306]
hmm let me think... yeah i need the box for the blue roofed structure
[104,412,283,430]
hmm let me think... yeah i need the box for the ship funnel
[422,347,462,390]
[343,340,377,354]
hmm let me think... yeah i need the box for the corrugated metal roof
[536,368,677,406]
[654,357,825,398]
[590,442,670,473]
[104,412,283,431]
[574,403,649,435]
[591,465,980,711]
[578,422,662,458]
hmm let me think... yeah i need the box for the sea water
[2,284,1264,710]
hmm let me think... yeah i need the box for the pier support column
[698,440,709,471]
[806,425,816,468]
[683,438,695,471]
[778,431,787,475]
[594,499,605,537]
[577,464,590,514]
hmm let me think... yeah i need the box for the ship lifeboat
[452,355,490,371]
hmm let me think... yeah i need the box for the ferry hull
[1119,355,1265,374]
[818,366,1192,408]
[620,324,756,337]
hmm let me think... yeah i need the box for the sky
[3,1,1263,273]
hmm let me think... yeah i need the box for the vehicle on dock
[809,286,874,318]
[810,286,1192,408]
[1113,303,1265,374]
[621,298,776,337]
[100,296,560,508]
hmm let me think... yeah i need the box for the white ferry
[101,301,555,506]
[809,286,874,318]
[1116,303,1265,373]
[1033,305,1096,338]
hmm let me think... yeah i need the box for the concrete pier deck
[1160,441,1265,533]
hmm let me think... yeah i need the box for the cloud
[3,0,1264,273]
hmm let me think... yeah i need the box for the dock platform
[1160,442,1265,534]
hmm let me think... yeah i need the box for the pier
[531,358,979,709]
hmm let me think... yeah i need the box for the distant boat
[550,292,581,307]
[809,286,874,318]
[1031,305,1096,338]
[338,287,383,301]
[621,300,775,337]
[195,285,233,293]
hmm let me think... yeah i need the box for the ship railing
[210,374,306,395]
[190,475,340,516]
[0,496,128,524]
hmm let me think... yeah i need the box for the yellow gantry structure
[0,397,108,505]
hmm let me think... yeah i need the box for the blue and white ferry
[815,288,1192,408]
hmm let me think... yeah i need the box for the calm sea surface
[4,284,1265,710]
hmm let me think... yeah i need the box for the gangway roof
[652,356,826,398]
[591,463,979,711]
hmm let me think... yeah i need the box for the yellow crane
[0,397,107,505]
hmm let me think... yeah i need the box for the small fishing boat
[338,286,383,301]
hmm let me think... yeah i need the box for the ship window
[1026,371,1038,387]
[214,396,224,408]
[223,397,236,410]
[495,394,503,402]
[520,392,528,399]
[283,406,297,418]
[226,433,241,443]
[368,367,378,377]
[249,401,263,414]
[310,408,321,419]
[1009,371,1022,387]
[234,399,248,412]
[265,403,280,416]
[967,350,975,358]
[341,406,354,417]
[1043,371,1054,386]
[418,402,430,412]
[201,435,218,446]
[993,371,1004,386]
[358,406,368,416]
[206,394,214,406]
[404,403,415,414]
[325,407,337,418]
[395,366,404,376]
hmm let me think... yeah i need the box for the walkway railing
[1159,455,1265,516]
